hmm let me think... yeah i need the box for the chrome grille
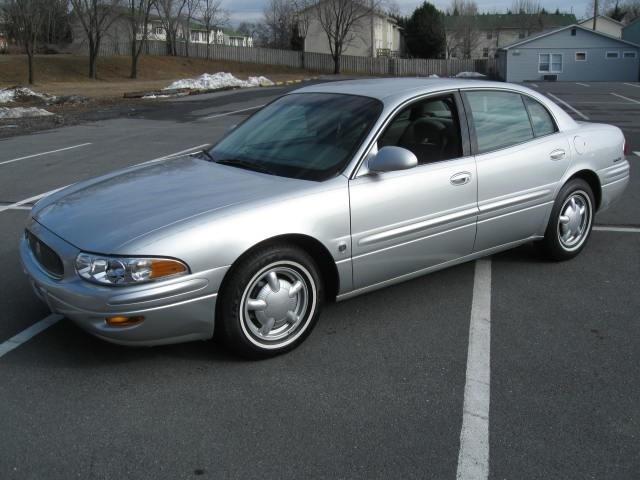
[26,230,64,278]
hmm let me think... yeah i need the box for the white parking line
[576,82,590,87]
[0,205,32,211]
[1,145,210,215]
[610,92,640,105]
[134,144,210,166]
[634,151,640,157]
[0,186,68,214]
[547,93,589,120]
[593,225,640,233]
[624,83,640,88]
[201,104,265,120]
[456,258,491,480]
[0,314,63,359]
[530,83,539,88]
[0,143,92,167]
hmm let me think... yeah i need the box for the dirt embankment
[0,54,316,99]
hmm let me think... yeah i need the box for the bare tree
[3,0,46,84]
[292,0,313,67]
[445,0,480,59]
[511,0,542,14]
[200,0,227,58]
[156,0,187,56]
[263,0,295,48]
[70,0,123,79]
[126,0,156,79]
[312,0,378,74]
[182,0,200,57]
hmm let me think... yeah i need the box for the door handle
[550,149,566,160]
[450,172,471,186]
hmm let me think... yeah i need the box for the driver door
[348,92,478,290]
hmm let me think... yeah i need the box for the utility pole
[593,0,598,30]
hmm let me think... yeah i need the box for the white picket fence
[91,40,497,77]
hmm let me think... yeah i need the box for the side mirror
[368,146,418,173]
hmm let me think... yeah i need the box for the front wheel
[539,179,595,261]
[217,244,323,358]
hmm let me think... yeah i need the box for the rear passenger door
[462,90,571,252]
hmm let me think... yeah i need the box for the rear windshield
[209,93,383,181]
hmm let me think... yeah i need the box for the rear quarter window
[465,91,534,154]
[523,96,557,137]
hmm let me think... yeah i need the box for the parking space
[0,81,638,479]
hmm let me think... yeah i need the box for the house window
[518,31,526,39]
[539,53,562,73]
[575,52,587,61]
[486,31,492,39]
[155,26,163,35]
[606,51,620,59]
[483,48,489,58]
[623,51,637,58]
[571,28,577,36]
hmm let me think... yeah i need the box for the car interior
[378,95,463,164]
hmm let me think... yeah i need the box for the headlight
[75,253,189,286]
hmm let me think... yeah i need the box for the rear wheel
[539,179,594,261]
[217,244,323,358]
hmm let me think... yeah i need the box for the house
[578,15,624,38]
[145,17,252,47]
[71,12,252,50]
[496,24,640,82]
[304,8,403,58]
[622,17,640,45]
[444,12,576,59]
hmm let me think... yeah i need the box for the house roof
[578,15,625,26]
[500,23,640,49]
[443,12,576,30]
[623,17,640,31]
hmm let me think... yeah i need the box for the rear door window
[464,91,534,154]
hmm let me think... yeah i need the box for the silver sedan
[20,79,630,357]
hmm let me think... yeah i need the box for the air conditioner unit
[543,74,558,81]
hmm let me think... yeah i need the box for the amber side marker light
[106,316,145,327]
[149,259,187,279]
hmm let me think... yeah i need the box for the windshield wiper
[216,158,275,176]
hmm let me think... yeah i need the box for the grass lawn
[0,54,319,98]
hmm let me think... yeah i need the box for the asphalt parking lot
[0,80,638,479]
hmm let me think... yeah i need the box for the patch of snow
[428,74,439,78]
[455,71,486,78]
[0,87,56,104]
[164,72,274,91]
[142,94,172,99]
[0,107,54,119]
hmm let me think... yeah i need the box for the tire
[217,243,324,358]
[539,179,595,261]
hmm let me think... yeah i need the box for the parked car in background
[20,79,630,357]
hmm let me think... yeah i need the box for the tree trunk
[333,54,340,74]
[130,39,139,79]
[27,49,34,84]
[301,48,305,70]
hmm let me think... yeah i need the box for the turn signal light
[106,315,144,327]
[150,259,187,279]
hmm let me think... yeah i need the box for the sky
[222,0,593,26]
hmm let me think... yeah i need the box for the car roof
[294,77,511,103]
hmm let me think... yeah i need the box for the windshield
[208,93,383,181]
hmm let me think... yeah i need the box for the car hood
[33,156,310,253]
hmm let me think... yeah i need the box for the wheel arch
[219,234,340,303]
[565,169,602,210]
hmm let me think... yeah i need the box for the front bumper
[20,220,228,346]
